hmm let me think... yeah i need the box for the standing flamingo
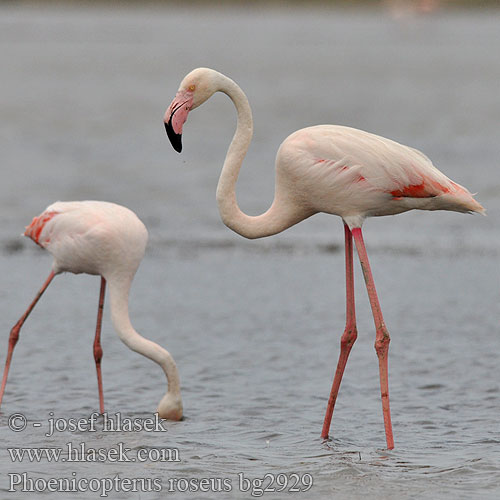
[0,201,182,420]
[163,68,484,449]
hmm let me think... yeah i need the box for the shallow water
[0,3,499,499]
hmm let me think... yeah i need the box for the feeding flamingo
[163,68,484,449]
[0,201,182,420]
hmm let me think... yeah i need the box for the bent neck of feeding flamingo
[106,276,181,397]
[214,75,304,240]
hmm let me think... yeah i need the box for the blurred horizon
[5,0,500,8]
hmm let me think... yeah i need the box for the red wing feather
[390,176,452,199]
[24,211,59,246]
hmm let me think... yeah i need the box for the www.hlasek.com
[8,473,313,497]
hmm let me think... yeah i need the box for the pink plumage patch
[390,176,451,199]
[24,211,59,246]
[391,182,431,198]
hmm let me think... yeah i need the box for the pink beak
[164,90,194,153]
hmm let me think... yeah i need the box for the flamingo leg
[0,271,56,407]
[351,227,394,450]
[321,223,357,440]
[93,277,106,414]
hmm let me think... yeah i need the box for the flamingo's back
[25,201,148,278]
[276,125,485,227]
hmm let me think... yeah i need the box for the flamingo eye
[188,85,196,91]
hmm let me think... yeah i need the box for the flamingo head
[164,67,220,153]
[157,391,183,421]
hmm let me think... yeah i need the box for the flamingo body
[25,201,147,278]
[276,125,484,228]
[164,68,484,448]
[165,68,483,237]
[1,201,182,421]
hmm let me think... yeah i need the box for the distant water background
[0,3,499,499]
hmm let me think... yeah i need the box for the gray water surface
[0,4,499,499]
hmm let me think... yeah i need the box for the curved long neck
[107,275,180,397]
[215,77,304,240]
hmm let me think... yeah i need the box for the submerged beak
[163,90,193,153]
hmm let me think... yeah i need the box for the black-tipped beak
[165,120,182,153]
